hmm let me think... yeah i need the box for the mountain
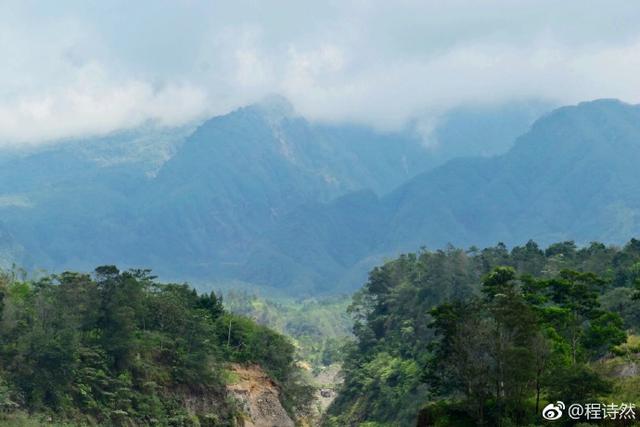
[0,96,433,280]
[0,96,550,292]
[0,125,192,272]
[385,99,640,250]
[98,96,439,281]
[419,100,552,159]
[0,221,22,269]
[244,99,640,291]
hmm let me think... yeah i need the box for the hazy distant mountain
[241,99,640,292]
[0,125,193,272]
[112,96,437,280]
[418,100,552,159]
[385,99,640,249]
[0,221,21,269]
[0,96,553,292]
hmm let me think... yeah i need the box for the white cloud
[1,0,640,145]
[0,62,208,145]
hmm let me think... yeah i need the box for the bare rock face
[227,364,295,427]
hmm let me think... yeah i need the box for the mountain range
[5,97,639,294]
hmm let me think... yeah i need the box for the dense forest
[0,266,313,426]
[326,239,640,426]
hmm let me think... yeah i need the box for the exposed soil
[227,364,295,427]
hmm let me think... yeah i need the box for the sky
[2,0,640,145]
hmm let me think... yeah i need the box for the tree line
[0,266,313,426]
[325,240,640,426]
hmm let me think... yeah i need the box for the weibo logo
[542,401,565,420]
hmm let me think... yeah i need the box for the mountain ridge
[241,99,640,291]
[0,97,591,293]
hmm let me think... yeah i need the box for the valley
[4,3,640,425]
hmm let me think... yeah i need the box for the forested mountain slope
[0,97,545,292]
[0,266,313,426]
[385,99,640,250]
[326,239,640,426]
[249,99,640,292]
[129,97,432,281]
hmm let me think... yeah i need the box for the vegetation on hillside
[223,292,352,369]
[0,266,313,426]
[3,100,633,295]
[326,239,640,426]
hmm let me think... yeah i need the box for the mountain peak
[253,94,295,120]
[575,98,631,109]
[516,98,640,150]
[537,98,635,123]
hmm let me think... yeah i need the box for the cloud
[0,62,207,145]
[1,0,640,144]
[283,39,640,131]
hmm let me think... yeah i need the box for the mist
[2,0,640,145]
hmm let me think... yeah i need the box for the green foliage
[328,239,640,426]
[223,291,352,369]
[0,266,311,425]
[328,247,477,426]
[545,364,612,404]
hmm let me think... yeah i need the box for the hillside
[385,99,640,250]
[0,97,545,292]
[127,96,433,281]
[223,291,352,368]
[248,99,640,292]
[326,239,640,426]
[0,266,314,426]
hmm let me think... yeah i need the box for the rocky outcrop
[226,364,295,427]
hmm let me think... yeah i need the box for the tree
[544,271,603,364]
[95,266,146,371]
[428,300,494,424]
[545,364,612,404]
